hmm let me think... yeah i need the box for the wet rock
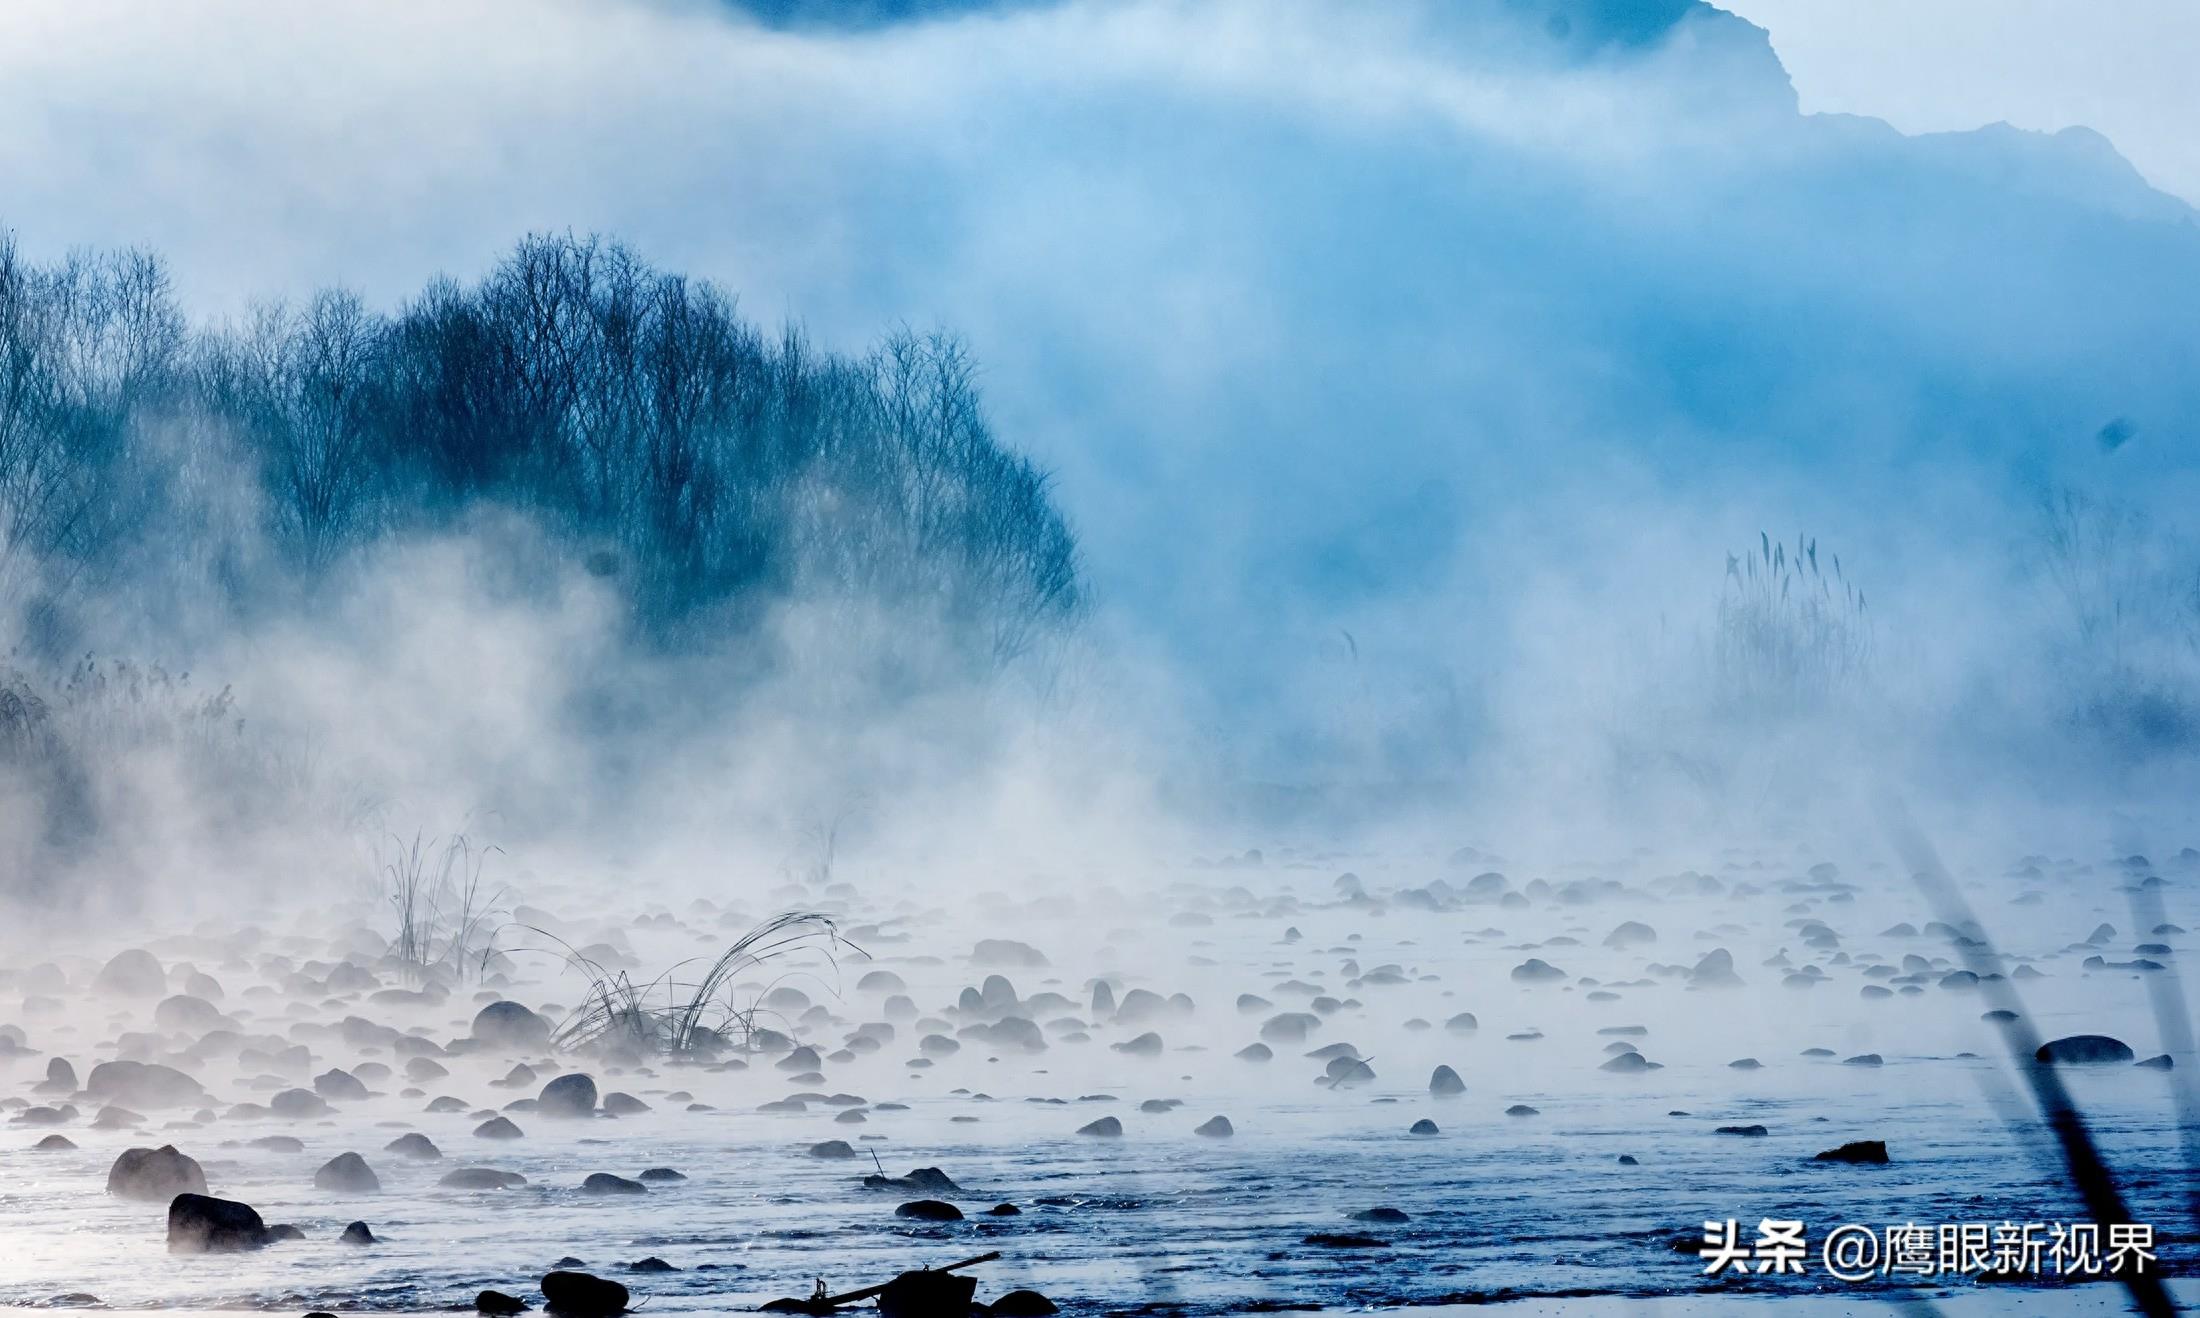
[972,939,1048,969]
[475,1117,525,1140]
[582,1173,645,1195]
[877,1268,976,1318]
[987,1202,1023,1216]
[35,1057,76,1094]
[1304,1232,1387,1248]
[154,994,230,1033]
[539,1073,598,1118]
[895,1199,962,1221]
[1194,1115,1234,1137]
[991,1291,1059,1317]
[1077,1116,1123,1137]
[627,1257,677,1273]
[600,1092,650,1116]
[340,1220,375,1245]
[440,1167,527,1190]
[1728,1058,1761,1070]
[1617,1154,1639,1165]
[540,1270,628,1316]
[270,1088,333,1119]
[1409,1119,1440,1136]
[1260,1012,1320,1043]
[1603,921,1656,948]
[95,949,166,997]
[1444,1012,1479,1032]
[1600,1052,1659,1073]
[1428,1065,1465,1096]
[1352,1207,1410,1223]
[1505,1104,1539,1117]
[638,1167,686,1182]
[1234,1043,1272,1062]
[1112,1031,1163,1057]
[2136,1054,2174,1070]
[167,1193,273,1253]
[314,1152,381,1194]
[1814,1140,1889,1164]
[107,1145,207,1201]
[864,1167,961,1195]
[2035,1035,2134,1065]
[809,1140,858,1159]
[249,1136,304,1153]
[84,1060,205,1109]
[1510,958,1566,983]
[1842,1054,1883,1067]
[1323,1055,1375,1086]
[386,1132,442,1160]
[34,1134,76,1151]
[857,970,906,993]
[1716,1124,1769,1137]
[476,1290,529,1314]
[1689,949,1743,988]
[315,1068,370,1101]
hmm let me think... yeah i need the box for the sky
[1725,0,2200,205]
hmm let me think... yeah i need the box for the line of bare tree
[0,230,1081,665]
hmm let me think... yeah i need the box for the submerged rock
[1076,1116,1123,1137]
[581,1173,646,1196]
[1814,1140,1890,1164]
[440,1167,527,1190]
[894,1199,962,1221]
[990,1290,1059,1317]
[1194,1115,1234,1137]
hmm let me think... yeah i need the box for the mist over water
[0,3,2196,1313]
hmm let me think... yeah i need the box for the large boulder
[167,1193,274,1253]
[876,1268,976,1318]
[84,1061,205,1109]
[540,1271,628,1316]
[471,1001,552,1051]
[2035,1035,2135,1065]
[270,1088,333,1119]
[154,995,231,1033]
[94,949,165,996]
[314,1152,382,1194]
[539,1073,598,1118]
[107,1145,207,1201]
[315,1068,370,1101]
